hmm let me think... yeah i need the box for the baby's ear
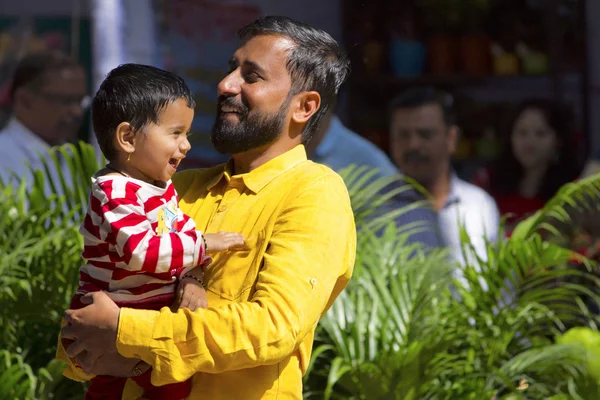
[114,122,136,154]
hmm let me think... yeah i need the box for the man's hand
[173,270,208,311]
[61,291,122,374]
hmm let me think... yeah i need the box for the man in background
[307,104,444,249]
[389,86,500,264]
[0,50,88,186]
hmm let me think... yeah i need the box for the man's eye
[245,72,260,82]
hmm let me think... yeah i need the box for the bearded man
[61,16,356,400]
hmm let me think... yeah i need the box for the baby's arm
[203,232,246,253]
[172,232,245,311]
[174,268,208,311]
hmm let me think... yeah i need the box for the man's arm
[116,173,356,384]
[0,152,23,187]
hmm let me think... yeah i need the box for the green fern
[3,151,600,399]
[306,167,600,400]
[0,350,84,400]
[511,173,600,241]
[339,165,434,233]
[0,142,100,399]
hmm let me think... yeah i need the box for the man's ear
[447,125,460,155]
[114,122,137,155]
[291,91,321,125]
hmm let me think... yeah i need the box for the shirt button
[218,205,227,212]
[310,278,317,286]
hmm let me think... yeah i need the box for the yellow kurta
[117,145,356,399]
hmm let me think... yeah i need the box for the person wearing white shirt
[0,50,88,187]
[389,86,500,265]
[306,105,445,249]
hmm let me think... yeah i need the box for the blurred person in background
[389,86,499,264]
[0,50,88,186]
[473,99,581,232]
[307,103,444,249]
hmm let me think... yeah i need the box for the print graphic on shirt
[157,202,179,234]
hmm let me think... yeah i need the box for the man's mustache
[59,116,83,129]
[217,96,249,118]
[403,151,429,163]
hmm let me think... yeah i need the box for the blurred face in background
[511,107,559,171]
[14,66,88,145]
[390,103,457,188]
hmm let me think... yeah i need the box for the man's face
[211,34,295,154]
[389,103,456,187]
[23,67,88,144]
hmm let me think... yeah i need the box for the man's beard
[211,95,291,155]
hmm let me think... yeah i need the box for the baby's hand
[173,274,208,311]
[204,232,245,254]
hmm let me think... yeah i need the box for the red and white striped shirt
[76,174,209,306]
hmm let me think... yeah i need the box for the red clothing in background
[472,167,545,230]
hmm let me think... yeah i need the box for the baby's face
[130,98,194,182]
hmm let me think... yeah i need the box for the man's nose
[64,96,88,119]
[217,70,242,98]
[406,133,423,150]
[69,103,85,119]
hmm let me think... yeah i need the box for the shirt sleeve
[87,181,206,276]
[0,152,24,187]
[115,174,356,385]
[469,192,501,261]
[484,194,501,243]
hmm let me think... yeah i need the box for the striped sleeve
[92,179,206,274]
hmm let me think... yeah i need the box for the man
[306,105,398,176]
[307,105,443,249]
[0,50,88,186]
[61,16,356,399]
[389,86,500,264]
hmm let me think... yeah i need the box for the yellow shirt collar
[207,144,307,194]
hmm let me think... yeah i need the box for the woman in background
[473,99,582,232]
